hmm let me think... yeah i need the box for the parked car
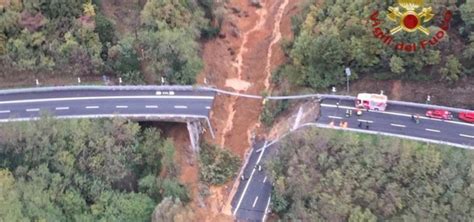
[426,109,453,120]
[459,112,474,123]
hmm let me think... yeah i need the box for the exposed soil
[196,0,300,220]
[200,0,298,156]
[99,0,144,37]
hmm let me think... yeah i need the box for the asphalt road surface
[231,99,474,221]
[231,140,273,222]
[0,87,215,121]
[319,99,474,147]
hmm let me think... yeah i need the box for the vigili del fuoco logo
[370,0,452,52]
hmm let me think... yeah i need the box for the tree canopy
[1,0,222,84]
[0,117,187,221]
[268,128,474,221]
[278,0,474,89]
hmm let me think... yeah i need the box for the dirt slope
[195,0,300,220]
[200,0,298,157]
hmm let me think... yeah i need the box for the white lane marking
[174,105,188,109]
[328,116,343,119]
[252,196,259,208]
[390,123,406,128]
[425,128,440,133]
[116,105,128,109]
[0,110,10,113]
[233,141,268,216]
[262,196,271,221]
[86,106,99,109]
[205,106,211,109]
[460,134,474,139]
[263,176,267,183]
[357,119,374,123]
[0,95,214,105]
[55,107,69,110]
[145,105,158,109]
[321,103,474,127]
[26,108,40,112]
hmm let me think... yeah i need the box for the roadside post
[345,67,351,94]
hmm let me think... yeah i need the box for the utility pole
[345,67,351,94]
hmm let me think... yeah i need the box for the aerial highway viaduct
[0,85,216,151]
[0,85,473,221]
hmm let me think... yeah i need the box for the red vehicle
[426,109,453,120]
[459,112,474,123]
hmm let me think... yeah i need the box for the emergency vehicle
[355,93,388,111]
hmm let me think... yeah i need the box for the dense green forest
[275,0,474,89]
[0,0,225,84]
[268,128,474,221]
[0,117,189,221]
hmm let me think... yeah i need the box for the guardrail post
[77,77,81,84]
[119,77,122,85]
[35,79,39,86]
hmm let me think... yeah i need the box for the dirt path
[392,80,402,100]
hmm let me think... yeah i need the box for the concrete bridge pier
[187,120,203,153]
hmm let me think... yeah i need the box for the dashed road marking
[460,134,474,139]
[328,116,343,119]
[233,141,268,216]
[0,110,10,113]
[174,105,188,109]
[26,108,40,112]
[55,107,69,110]
[146,105,158,109]
[86,106,99,109]
[390,123,406,128]
[205,106,211,109]
[425,128,440,133]
[0,95,214,105]
[252,196,259,208]
[116,105,128,109]
[263,176,267,183]
[321,103,474,127]
[263,196,271,221]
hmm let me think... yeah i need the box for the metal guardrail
[0,85,212,95]
[0,85,470,113]
[318,94,473,113]
[305,123,474,149]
